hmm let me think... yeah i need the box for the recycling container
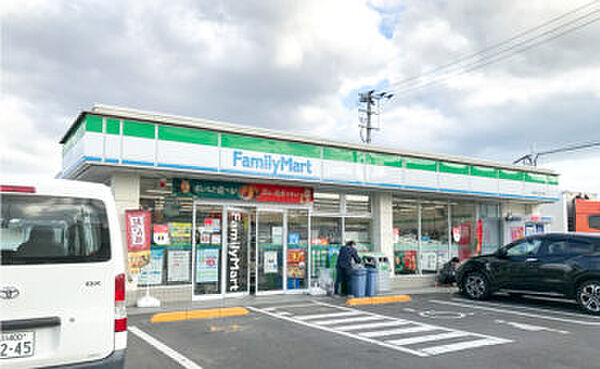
[350,268,367,297]
[365,267,378,297]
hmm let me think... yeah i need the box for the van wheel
[463,272,491,300]
[577,280,600,315]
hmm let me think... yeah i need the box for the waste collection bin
[350,268,367,297]
[361,254,391,293]
[365,267,378,297]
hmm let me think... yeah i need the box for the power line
[387,0,600,91]
[389,12,600,98]
[514,141,600,166]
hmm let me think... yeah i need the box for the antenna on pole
[358,90,393,144]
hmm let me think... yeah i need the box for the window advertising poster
[196,248,219,283]
[211,233,221,245]
[394,250,417,274]
[288,232,300,245]
[169,222,192,247]
[167,250,191,282]
[272,226,283,244]
[204,218,221,232]
[153,224,170,246]
[138,248,164,285]
[287,249,306,279]
[264,251,278,274]
[126,210,151,274]
[200,233,211,244]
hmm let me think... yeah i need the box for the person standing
[335,241,361,295]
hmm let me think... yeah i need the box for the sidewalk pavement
[128,286,459,317]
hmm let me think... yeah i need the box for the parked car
[0,179,127,368]
[456,233,600,315]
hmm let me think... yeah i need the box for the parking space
[126,293,600,369]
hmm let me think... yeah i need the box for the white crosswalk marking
[295,311,361,320]
[385,331,469,346]
[249,301,512,357]
[337,320,411,332]
[312,315,383,326]
[360,325,439,338]
[420,338,511,355]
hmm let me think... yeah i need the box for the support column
[372,192,394,276]
[110,172,140,282]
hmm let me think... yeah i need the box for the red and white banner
[126,210,152,274]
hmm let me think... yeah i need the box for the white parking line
[129,326,203,369]
[337,320,411,332]
[295,311,361,320]
[420,338,509,355]
[312,315,383,326]
[359,325,438,338]
[430,300,600,326]
[385,331,469,346]
[450,298,600,320]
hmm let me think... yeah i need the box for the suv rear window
[1,195,110,265]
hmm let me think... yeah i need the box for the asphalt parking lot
[126,292,600,369]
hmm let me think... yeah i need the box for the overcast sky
[2,0,599,193]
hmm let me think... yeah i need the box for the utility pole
[358,90,393,144]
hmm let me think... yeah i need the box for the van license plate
[0,331,34,359]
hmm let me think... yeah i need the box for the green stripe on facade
[158,125,218,146]
[221,133,321,159]
[323,147,364,163]
[123,120,155,139]
[366,153,402,167]
[499,169,523,181]
[439,162,469,175]
[106,119,120,135]
[470,166,498,178]
[405,157,437,171]
[524,173,547,184]
[85,115,103,133]
[547,175,559,185]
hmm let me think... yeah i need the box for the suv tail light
[0,185,36,193]
[115,273,127,332]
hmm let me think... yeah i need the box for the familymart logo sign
[227,150,318,178]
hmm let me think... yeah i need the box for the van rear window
[1,195,110,265]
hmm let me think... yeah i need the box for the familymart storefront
[59,105,560,303]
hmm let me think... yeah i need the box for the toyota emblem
[0,286,20,300]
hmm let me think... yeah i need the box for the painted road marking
[431,299,600,326]
[129,326,203,369]
[386,331,469,346]
[337,320,411,332]
[295,311,361,320]
[249,301,511,357]
[420,338,506,355]
[494,320,570,334]
[360,325,438,338]
[312,315,383,326]
[450,298,600,320]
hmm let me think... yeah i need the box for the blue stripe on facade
[83,156,102,162]
[220,168,317,181]
[122,159,155,166]
[104,158,119,164]
[158,163,218,172]
[322,178,364,185]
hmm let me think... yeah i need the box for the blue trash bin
[350,268,367,297]
[365,267,378,297]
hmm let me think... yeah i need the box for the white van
[0,179,127,368]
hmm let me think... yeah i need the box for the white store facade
[59,105,560,303]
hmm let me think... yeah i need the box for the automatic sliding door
[194,205,224,297]
[256,210,285,293]
[287,209,308,291]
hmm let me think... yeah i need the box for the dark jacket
[337,245,361,269]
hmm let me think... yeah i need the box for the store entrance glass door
[256,210,285,294]
[193,204,224,298]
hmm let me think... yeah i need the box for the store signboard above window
[173,178,313,204]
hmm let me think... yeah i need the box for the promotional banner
[287,249,306,279]
[227,211,248,292]
[196,248,219,283]
[153,224,170,245]
[138,248,164,285]
[264,251,279,274]
[173,179,313,204]
[126,210,151,274]
[167,250,191,282]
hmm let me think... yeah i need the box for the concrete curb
[150,307,249,323]
[346,295,412,306]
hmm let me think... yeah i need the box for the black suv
[456,233,600,314]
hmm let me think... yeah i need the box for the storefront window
[421,202,449,273]
[450,203,476,261]
[310,217,342,281]
[313,192,341,213]
[479,204,502,254]
[344,217,372,252]
[345,194,371,214]
[194,205,224,295]
[393,200,419,275]
[288,209,309,290]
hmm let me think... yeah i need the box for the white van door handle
[526,258,539,263]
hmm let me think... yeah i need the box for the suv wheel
[577,280,600,315]
[463,272,491,300]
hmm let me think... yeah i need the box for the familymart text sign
[221,148,321,180]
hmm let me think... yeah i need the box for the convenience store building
[59,105,560,302]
